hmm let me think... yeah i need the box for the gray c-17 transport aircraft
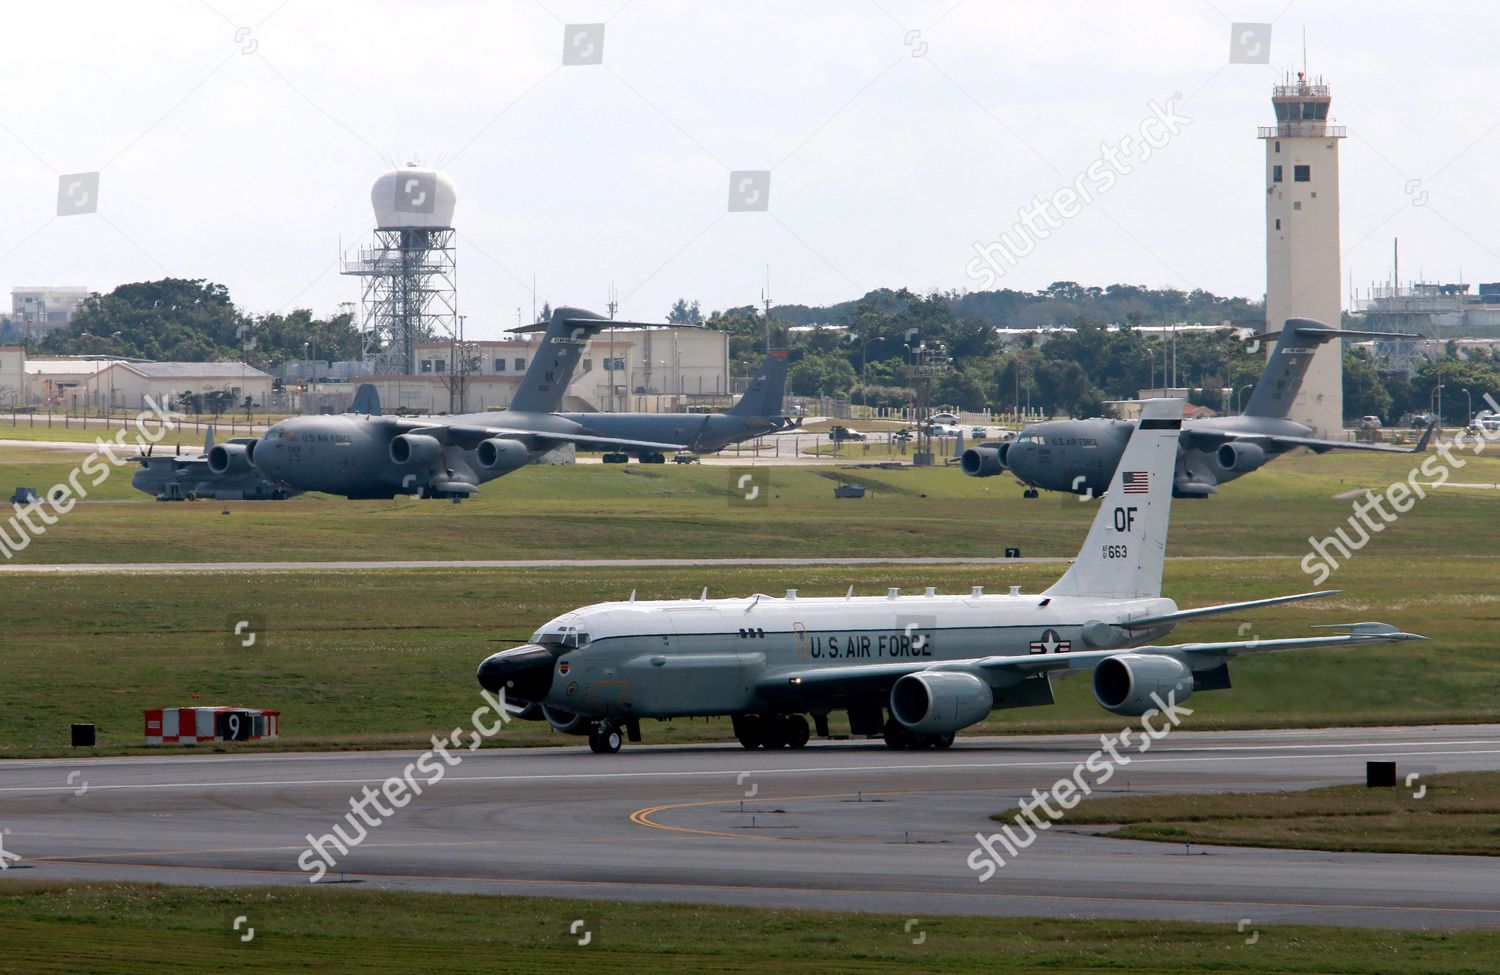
[962,319,1435,498]
[477,398,1424,754]
[249,307,789,499]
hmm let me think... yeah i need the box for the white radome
[370,165,457,229]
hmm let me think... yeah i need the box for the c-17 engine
[1215,441,1266,475]
[476,437,529,474]
[1091,654,1193,716]
[207,443,254,475]
[960,443,1010,478]
[389,433,444,467]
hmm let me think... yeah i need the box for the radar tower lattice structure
[341,165,459,381]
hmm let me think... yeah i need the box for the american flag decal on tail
[1121,471,1149,494]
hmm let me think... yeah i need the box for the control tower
[1259,72,1346,437]
[341,165,459,375]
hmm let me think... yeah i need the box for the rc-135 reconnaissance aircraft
[962,319,1435,498]
[478,398,1424,753]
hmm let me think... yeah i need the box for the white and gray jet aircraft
[477,398,1424,753]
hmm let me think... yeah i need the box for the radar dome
[370,165,457,229]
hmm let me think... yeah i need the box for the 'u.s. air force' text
[806,633,933,659]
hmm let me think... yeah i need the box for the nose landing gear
[588,722,623,754]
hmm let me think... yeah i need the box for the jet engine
[207,443,253,475]
[888,671,993,736]
[541,704,591,735]
[1091,654,1193,716]
[1215,441,1266,475]
[476,437,529,473]
[960,442,1009,477]
[390,433,443,467]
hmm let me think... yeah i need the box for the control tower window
[1294,164,1311,182]
[1273,165,1283,182]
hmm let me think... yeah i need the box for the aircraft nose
[477,644,559,701]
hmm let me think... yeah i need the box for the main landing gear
[882,717,955,750]
[733,714,810,750]
[1022,488,1039,499]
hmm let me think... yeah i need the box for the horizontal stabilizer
[1122,589,1340,628]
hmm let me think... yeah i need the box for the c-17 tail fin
[728,350,789,418]
[1243,318,1422,421]
[350,383,382,416]
[1043,398,1184,600]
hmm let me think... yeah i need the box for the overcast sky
[3,1,1497,339]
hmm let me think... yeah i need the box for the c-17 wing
[755,622,1424,702]
[1187,420,1436,456]
[389,419,690,454]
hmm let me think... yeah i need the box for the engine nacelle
[207,443,253,475]
[961,443,1009,477]
[390,433,443,467]
[541,705,591,735]
[1215,441,1266,475]
[476,437,529,473]
[888,671,993,736]
[1091,654,1193,717]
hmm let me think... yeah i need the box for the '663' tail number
[1103,506,1136,558]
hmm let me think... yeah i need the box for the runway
[3,724,1498,928]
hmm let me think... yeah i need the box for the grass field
[995,772,1500,857]
[2,882,1498,974]
[2,443,1500,565]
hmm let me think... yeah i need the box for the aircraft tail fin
[1243,319,1420,420]
[509,307,614,414]
[728,350,789,418]
[1043,398,1184,600]
[350,383,382,416]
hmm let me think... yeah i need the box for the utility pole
[760,265,772,355]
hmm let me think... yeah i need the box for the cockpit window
[533,625,590,649]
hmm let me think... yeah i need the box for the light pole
[859,335,886,413]
[1236,383,1255,415]
[1462,388,1472,427]
[1431,383,1444,428]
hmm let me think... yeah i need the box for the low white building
[358,326,730,415]
[0,345,24,407]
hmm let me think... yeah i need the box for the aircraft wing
[391,419,688,453]
[755,623,1424,700]
[1187,420,1436,455]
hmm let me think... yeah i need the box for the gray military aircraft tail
[962,318,1436,498]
